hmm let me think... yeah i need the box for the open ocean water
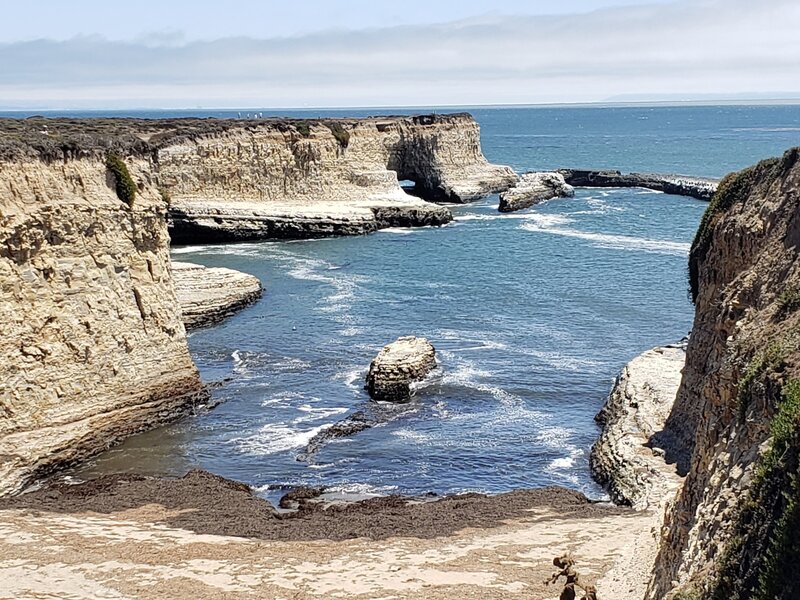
[51,104,800,502]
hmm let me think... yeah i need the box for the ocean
[59,104,800,502]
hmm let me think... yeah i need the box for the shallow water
[71,104,800,503]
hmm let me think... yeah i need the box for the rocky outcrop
[366,337,437,402]
[172,261,262,329]
[0,158,206,496]
[591,344,686,510]
[648,148,800,599]
[498,172,574,213]
[558,169,719,200]
[1,115,515,244]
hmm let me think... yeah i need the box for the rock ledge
[172,261,263,329]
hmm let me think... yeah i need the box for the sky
[1,0,799,109]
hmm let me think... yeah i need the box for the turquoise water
[70,105,800,501]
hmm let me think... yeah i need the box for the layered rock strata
[648,148,800,599]
[1,115,516,244]
[558,169,719,200]
[0,158,206,497]
[498,172,575,212]
[366,337,437,402]
[591,344,686,510]
[172,261,263,329]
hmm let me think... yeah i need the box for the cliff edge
[0,157,206,496]
[649,148,800,599]
[1,114,517,243]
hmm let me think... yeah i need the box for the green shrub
[713,379,800,600]
[325,121,350,148]
[689,157,781,303]
[775,285,800,321]
[106,153,136,206]
[294,121,312,137]
[737,342,788,418]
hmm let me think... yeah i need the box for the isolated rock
[366,337,437,402]
[171,261,262,329]
[498,172,575,212]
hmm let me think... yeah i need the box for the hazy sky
[1,0,798,108]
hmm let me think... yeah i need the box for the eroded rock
[366,337,437,402]
[590,344,686,510]
[498,172,575,212]
[172,261,262,329]
[557,169,719,200]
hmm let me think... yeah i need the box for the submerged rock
[498,172,575,212]
[366,336,437,402]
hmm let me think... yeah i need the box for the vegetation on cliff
[713,378,800,600]
[106,153,136,206]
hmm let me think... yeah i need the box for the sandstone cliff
[0,157,206,496]
[648,148,800,599]
[1,114,516,244]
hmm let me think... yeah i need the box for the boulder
[366,337,437,402]
[498,172,574,213]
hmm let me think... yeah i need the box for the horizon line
[3,98,800,114]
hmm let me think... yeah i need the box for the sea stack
[498,172,574,213]
[366,337,437,402]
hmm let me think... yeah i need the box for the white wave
[520,218,690,255]
[294,406,349,423]
[392,428,431,442]
[337,326,364,337]
[171,245,211,254]
[377,227,415,235]
[233,422,333,456]
[231,350,242,364]
[260,391,306,407]
[325,482,399,496]
[333,366,366,391]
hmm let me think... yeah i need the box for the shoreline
[0,343,685,599]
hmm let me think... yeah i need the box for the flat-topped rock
[168,199,453,244]
[172,261,263,329]
[366,337,437,402]
[498,172,575,212]
[557,169,719,200]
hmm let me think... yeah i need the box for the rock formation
[172,261,263,329]
[647,148,800,599]
[591,344,686,510]
[0,157,206,497]
[366,337,437,402]
[0,115,516,244]
[498,172,575,212]
[558,169,719,200]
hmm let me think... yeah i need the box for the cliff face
[0,114,516,244]
[0,158,205,496]
[649,148,800,599]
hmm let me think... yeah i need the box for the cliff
[1,114,516,243]
[648,148,800,599]
[0,157,206,496]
